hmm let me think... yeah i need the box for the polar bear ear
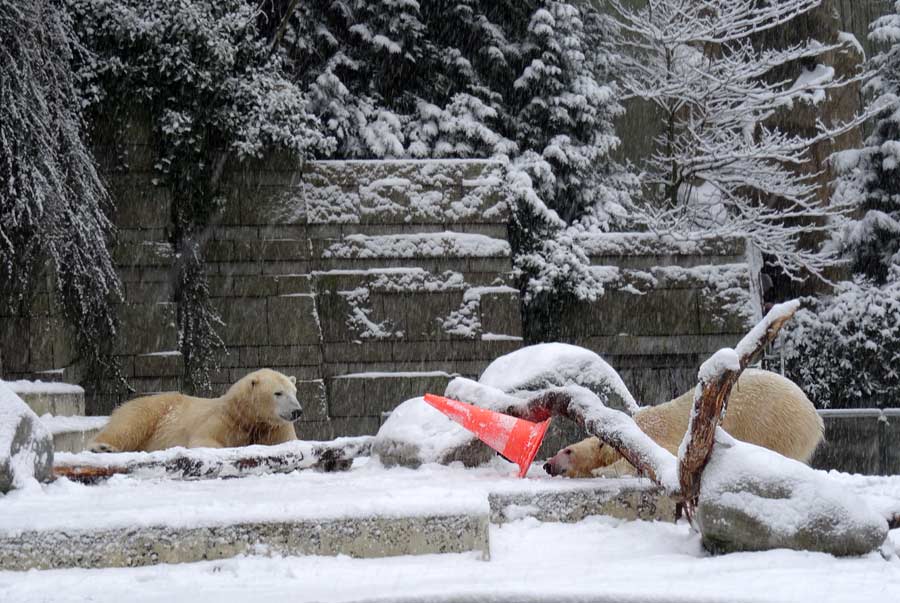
[250,376,259,388]
[289,376,297,385]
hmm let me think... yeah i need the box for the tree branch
[677,300,800,518]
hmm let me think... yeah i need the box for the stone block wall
[2,149,761,443]
[196,159,522,439]
[561,234,761,405]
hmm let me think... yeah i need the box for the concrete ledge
[0,513,489,570]
[7,382,85,417]
[39,416,107,453]
[490,479,675,524]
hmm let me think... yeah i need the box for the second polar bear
[543,369,823,478]
[89,368,302,452]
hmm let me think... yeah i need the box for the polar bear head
[543,437,618,478]
[227,368,302,424]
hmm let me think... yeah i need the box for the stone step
[0,513,489,571]
[489,479,675,524]
[0,456,674,570]
[38,415,108,454]
[7,381,85,417]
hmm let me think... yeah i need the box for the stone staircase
[0,464,672,570]
[7,381,106,453]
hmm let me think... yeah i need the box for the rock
[373,396,497,468]
[373,344,638,469]
[695,430,888,557]
[1,381,54,494]
[478,343,639,413]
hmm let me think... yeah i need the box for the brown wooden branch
[678,301,800,518]
[53,437,373,485]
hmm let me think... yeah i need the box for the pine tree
[832,2,900,284]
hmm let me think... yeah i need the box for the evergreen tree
[67,0,329,393]
[832,2,900,284]
[278,1,629,318]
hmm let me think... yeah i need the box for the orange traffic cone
[424,393,551,478]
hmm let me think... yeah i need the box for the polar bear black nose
[289,408,303,421]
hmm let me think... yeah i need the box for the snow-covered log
[678,301,801,517]
[53,437,373,485]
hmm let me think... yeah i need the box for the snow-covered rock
[374,344,639,469]
[1,381,54,494]
[696,430,888,557]
[371,396,493,468]
[479,343,639,413]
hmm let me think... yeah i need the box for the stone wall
[1,150,760,441]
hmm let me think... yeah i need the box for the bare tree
[608,0,870,280]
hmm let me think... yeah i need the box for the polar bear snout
[276,392,303,422]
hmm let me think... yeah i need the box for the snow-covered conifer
[831,2,900,283]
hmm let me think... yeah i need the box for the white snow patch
[38,415,108,435]
[479,343,640,415]
[5,380,84,395]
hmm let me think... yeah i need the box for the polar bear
[88,369,302,452]
[543,369,823,478]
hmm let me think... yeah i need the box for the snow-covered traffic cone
[423,393,551,478]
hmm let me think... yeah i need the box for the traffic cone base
[424,393,552,478]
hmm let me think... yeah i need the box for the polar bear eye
[274,391,283,397]
[564,449,572,456]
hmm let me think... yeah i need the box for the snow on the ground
[0,458,610,536]
[1,459,899,602]
[1,516,898,603]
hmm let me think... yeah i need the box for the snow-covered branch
[608,0,870,280]
[677,300,800,516]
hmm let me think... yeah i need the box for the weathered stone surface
[114,303,178,355]
[134,352,183,378]
[490,479,676,524]
[696,432,888,557]
[884,410,900,475]
[0,383,54,494]
[212,298,268,346]
[0,513,489,570]
[328,373,453,417]
[267,295,320,346]
[10,387,85,417]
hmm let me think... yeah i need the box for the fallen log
[53,436,374,485]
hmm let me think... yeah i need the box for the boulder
[373,343,636,468]
[1,381,54,494]
[478,343,638,413]
[373,396,494,468]
[696,430,888,557]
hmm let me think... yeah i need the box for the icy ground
[2,459,899,603]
